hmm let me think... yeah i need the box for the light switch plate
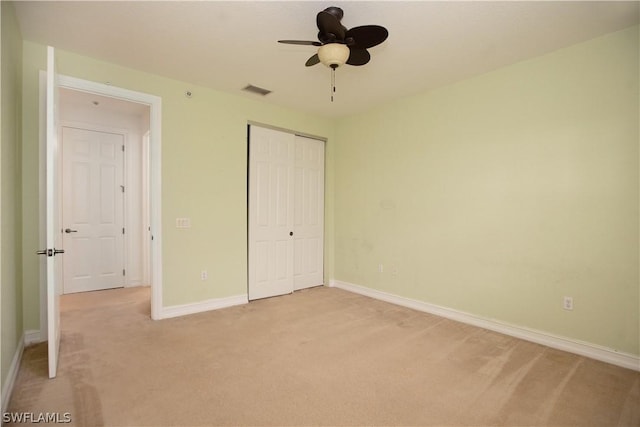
[176,218,191,228]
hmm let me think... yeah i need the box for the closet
[248,125,325,300]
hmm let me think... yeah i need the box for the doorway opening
[39,73,163,343]
[59,89,150,295]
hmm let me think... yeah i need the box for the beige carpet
[6,286,640,426]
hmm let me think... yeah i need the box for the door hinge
[122,145,125,152]
[122,227,125,234]
[120,185,125,193]
[123,269,125,276]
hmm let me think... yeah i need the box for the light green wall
[18,25,638,357]
[334,26,639,355]
[20,42,335,329]
[1,0,24,386]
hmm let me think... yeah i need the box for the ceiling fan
[278,6,388,100]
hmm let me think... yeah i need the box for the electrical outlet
[201,270,208,281]
[378,264,384,273]
[563,296,573,311]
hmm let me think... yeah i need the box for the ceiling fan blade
[345,25,389,49]
[278,40,322,47]
[305,54,320,67]
[346,48,370,66]
[317,10,346,41]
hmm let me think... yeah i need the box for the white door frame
[39,73,163,330]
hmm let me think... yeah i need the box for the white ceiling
[60,87,150,116]
[14,1,640,118]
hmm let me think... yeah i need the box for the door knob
[289,231,293,236]
[65,228,78,233]
[36,248,64,256]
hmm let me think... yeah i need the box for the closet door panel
[248,126,294,300]
[249,126,324,300]
[293,135,325,290]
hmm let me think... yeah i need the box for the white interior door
[248,126,325,300]
[45,46,62,379]
[293,136,324,290]
[62,126,125,294]
[248,126,294,300]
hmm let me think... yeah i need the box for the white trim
[148,94,163,320]
[60,120,131,137]
[1,334,25,414]
[329,280,640,371]
[39,72,163,321]
[141,131,151,286]
[247,120,327,142]
[24,330,44,346]
[159,294,248,320]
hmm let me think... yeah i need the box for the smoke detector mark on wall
[242,84,272,96]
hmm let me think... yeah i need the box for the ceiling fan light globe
[318,43,350,68]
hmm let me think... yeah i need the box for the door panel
[248,126,295,300]
[293,136,324,290]
[62,127,124,294]
[45,45,62,379]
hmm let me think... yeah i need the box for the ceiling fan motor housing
[318,43,350,68]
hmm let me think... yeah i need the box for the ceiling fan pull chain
[331,65,336,102]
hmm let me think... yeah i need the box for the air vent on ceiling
[242,84,272,96]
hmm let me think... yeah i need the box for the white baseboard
[24,329,43,346]
[329,280,640,371]
[2,333,25,415]
[159,294,248,320]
